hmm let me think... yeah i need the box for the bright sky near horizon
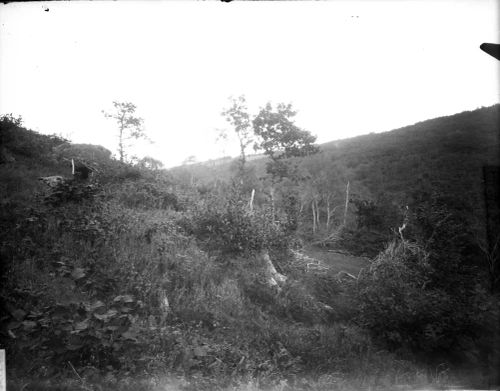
[0,1,499,167]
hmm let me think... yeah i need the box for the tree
[252,102,319,179]
[102,101,149,162]
[221,95,254,175]
[251,102,319,226]
[301,153,349,236]
[137,156,164,170]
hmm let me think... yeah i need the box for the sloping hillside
[174,105,499,252]
[1,110,499,391]
[321,105,499,209]
[180,104,499,210]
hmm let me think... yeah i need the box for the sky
[0,1,499,168]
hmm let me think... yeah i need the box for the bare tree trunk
[248,189,255,213]
[343,181,350,226]
[315,198,320,229]
[326,195,331,230]
[118,114,126,162]
[312,200,316,234]
[270,186,275,221]
[119,126,124,162]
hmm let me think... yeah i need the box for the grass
[2,122,497,391]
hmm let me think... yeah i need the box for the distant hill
[323,105,499,211]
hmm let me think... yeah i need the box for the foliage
[41,180,102,206]
[181,186,289,258]
[136,156,164,170]
[1,114,68,162]
[406,190,481,294]
[54,143,112,164]
[3,105,500,390]
[4,292,144,371]
[355,240,494,366]
[110,178,179,210]
[252,102,319,179]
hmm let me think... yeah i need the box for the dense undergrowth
[1,114,499,390]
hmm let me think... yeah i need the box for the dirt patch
[302,247,371,276]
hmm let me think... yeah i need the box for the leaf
[88,300,105,312]
[60,323,73,332]
[11,309,27,321]
[7,321,21,330]
[74,320,89,331]
[193,346,208,357]
[93,309,118,322]
[27,311,43,319]
[113,295,134,303]
[71,268,86,280]
[67,335,83,350]
[121,331,138,341]
[22,320,37,330]
[52,305,70,319]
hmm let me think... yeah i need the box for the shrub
[182,186,289,259]
[112,179,179,210]
[354,239,493,364]
[0,114,68,161]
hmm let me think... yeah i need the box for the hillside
[321,105,499,209]
[1,110,499,391]
[179,105,499,208]
[173,105,499,254]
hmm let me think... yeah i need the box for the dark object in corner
[480,43,500,61]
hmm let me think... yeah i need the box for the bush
[0,114,68,161]
[112,179,179,210]
[182,186,289,259]
[354,240,494,365]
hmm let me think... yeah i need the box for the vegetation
[102,101,150,163]
[1,104,499,390]
[221,96,254,174]
[253,102,319,180]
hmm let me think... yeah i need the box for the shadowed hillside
[1,107,499,390]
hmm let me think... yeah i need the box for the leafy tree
[137,156,164,171]
[221,95,254,174]
[102,101,149,162]
[252,102,319,179]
